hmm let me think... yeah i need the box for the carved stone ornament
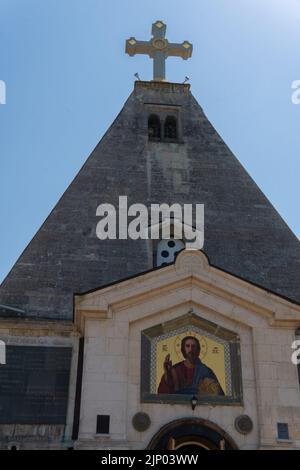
[132,412,151,432]
[234,415,253,435]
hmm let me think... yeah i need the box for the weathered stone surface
[1,81,300,320]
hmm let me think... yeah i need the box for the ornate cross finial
[125,21,193,82]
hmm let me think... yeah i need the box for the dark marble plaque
[0,346,72,424]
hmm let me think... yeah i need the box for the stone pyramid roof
[1,81,299,320]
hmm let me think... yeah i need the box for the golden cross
[125,21,193,82]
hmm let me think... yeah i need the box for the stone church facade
[0,73,300,448]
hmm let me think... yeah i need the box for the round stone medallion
[234,415,253,435]
[132,412,151,432]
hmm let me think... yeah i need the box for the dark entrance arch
[147,418,238,451]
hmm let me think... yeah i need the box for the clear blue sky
[0,0,300,283]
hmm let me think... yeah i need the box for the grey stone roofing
[1,81,300,320]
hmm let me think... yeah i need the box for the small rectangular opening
[96,415,110,434]
[277,423,289,440]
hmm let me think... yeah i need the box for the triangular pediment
[75,250,300,333]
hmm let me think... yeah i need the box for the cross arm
[167,41,193,60]
[125,38,152,57]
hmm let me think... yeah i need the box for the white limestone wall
[252,327,300,449]
[76,251,300,450]
[78,302,260,449]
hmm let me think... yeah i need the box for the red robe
[158,361,195,394]
[157,360,224,395]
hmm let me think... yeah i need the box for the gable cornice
[75,250,300,333]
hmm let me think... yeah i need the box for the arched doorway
[147,418,238,451]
